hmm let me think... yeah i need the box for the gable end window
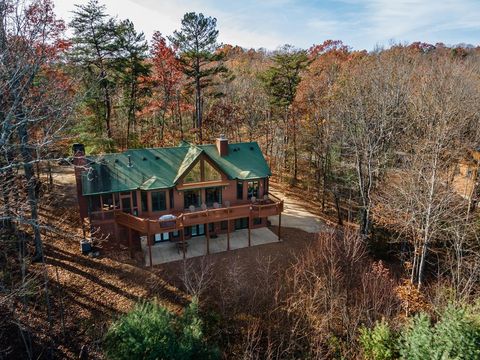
[184,162,201,183]
[204,161,221,181]
[184,159,222,183]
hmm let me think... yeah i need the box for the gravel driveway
[268,189,327,234]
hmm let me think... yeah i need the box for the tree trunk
[416,155,438,289]
[103,78,112,139]
[195,58,202,143]
[292,113,298,181]
[17,118,43,261]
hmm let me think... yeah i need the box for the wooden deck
[113,194,284,234]
[89,193,284,266]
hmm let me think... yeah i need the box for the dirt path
[269,185,329,234]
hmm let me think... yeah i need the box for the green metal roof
[81,142,271,196]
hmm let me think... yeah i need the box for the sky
[53,0,480,51]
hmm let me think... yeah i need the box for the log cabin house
[73,137,283,264]
[452,147,480,204]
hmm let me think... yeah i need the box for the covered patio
[143,226,279,265]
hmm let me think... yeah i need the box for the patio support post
[278,212,281,241]
[181,227,186,259]
[147,221,153,267]
[206,223,210,255]
[227,220,230,251]
[128,227,133,259]
[248,215,251,247]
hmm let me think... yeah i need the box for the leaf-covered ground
[4,166,319,359]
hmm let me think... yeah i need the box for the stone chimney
[216,134,228,157]
[73,143,85,159]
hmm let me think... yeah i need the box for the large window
[169,189,174,208]
[184,162,201,183]
[235,217,249,230]
[132,191,137,209]
[204,161,221,181]
[154,232,169,242]
[205,187,222,206]
[184,160,222,183]
[121,197,132,213]
[221,221,228,230]
[89,195,101,212]
[114,193,120,208]
[247,181,259,199]
[237,181,243,200]
[101,193,114,210]
[141,191,148,212]
[184,190,201,208]
[151,191,166,212]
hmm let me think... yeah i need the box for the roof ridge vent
[127,155,133,167]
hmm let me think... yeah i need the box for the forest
[1,0,480,359]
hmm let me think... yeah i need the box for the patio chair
[213,202,220,209]
[189,205,195,212]
[175,241,188,254]
[201,203,207,211]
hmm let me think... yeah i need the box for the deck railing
[114,194,283,234]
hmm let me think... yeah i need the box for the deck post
[147,221,153,267]
[128,228,133,259]
[248,215,251,247]
[227,221,230,251]
[206,223,210,255]
[278,212,281,241]
[181,228,186,260]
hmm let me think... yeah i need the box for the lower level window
[235,217,249,230]
[154,232,170,242]
[191,224,205,236]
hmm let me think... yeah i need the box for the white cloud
[53,0,480,50]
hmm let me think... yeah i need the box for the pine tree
[169,12,227,143]
[261,45,309,181]
[69,0,118,144]
[114,19,150,147]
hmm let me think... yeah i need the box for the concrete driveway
[269,189,326,233]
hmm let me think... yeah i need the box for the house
[73,136,283,265]
[452,147,480,204]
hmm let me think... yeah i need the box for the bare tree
[373,55,480,289]
[337,49,411,237]
[0,1,77,358]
